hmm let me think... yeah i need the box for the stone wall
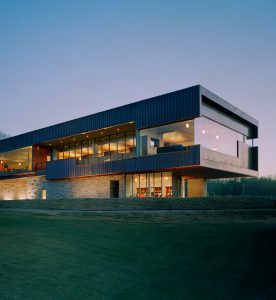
[0,177,28,200]
[0,174,126,200]
[45,175,126,199]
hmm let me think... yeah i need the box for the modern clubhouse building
[0,85,258,200]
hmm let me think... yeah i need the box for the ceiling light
[202,130,206,134]
[86,135,89,138]
[0,161,3,164]
[18,162,21,166]
[49,143,52,146]
[216,135,219,139]
[117,128,120,131]
[185,123,190,128]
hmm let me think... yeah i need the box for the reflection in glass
[194,117,244,157]
[140,120,194,156]
[0,146,32,172]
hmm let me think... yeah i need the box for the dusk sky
[0,0,275,176]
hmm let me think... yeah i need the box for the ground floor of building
[0,172,207,200]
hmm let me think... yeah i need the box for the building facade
[0,85,258,200]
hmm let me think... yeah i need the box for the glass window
[139,173,148,197]
[0,146,32,172]
[126,131,135,153]
[110,135,118,152]
[140,121,194,156]
[126,172,172,198]
[96,136,109,157]
[162,172,173,197]
[133,174,140,197]
[88,140,94,155]
[75,143,82,160]
[117,133,126,153]
[194,117,244,157]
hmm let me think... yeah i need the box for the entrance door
[110,180,119,198]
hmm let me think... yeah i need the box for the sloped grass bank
[0,196,276,211]
[0,212,275,299]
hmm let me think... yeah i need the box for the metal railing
[77,149,136,165]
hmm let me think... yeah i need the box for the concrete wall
[0,174,126,200]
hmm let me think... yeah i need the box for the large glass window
[55,130,136,163]
[0,146,32,173]
[126,172,173,198]
[194,117,244,157]
[140,120,194,156]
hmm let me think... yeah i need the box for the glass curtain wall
[54,131,136,163]
[126,172,172,197]
[139,117,245,158]
[140,120,194,156]
[194,117,244,157]
[0,146,32,173]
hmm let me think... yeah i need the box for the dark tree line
[208,177,276,196]
[0,130,9,140]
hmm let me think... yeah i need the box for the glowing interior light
[216,135,219,139]
[202,129,206,134]
[185,123,190,128]
[0,160,3,164]
[18,162,21,166]
[86,136,89,138]
[73,138,76,141]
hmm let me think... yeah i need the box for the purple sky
[0,0,275,176]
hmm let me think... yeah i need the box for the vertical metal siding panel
[0,86,201,152]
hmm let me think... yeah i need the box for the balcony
[46,145,200,179]
[77,149,136,165]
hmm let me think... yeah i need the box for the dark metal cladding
[0,86,200,152]
[46,146,200,180]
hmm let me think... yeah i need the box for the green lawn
[0,211,275,300]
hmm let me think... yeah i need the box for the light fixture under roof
[202,129,206,134]
[185,123,190,128]
[73,138,76,141]
[216,135,219,139]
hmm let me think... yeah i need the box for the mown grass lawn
[0,211,275,300]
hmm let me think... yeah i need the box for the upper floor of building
[0,85,258,180]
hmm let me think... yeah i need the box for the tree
[0,130,9,140]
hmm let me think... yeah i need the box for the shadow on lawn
[240,224,276,299]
